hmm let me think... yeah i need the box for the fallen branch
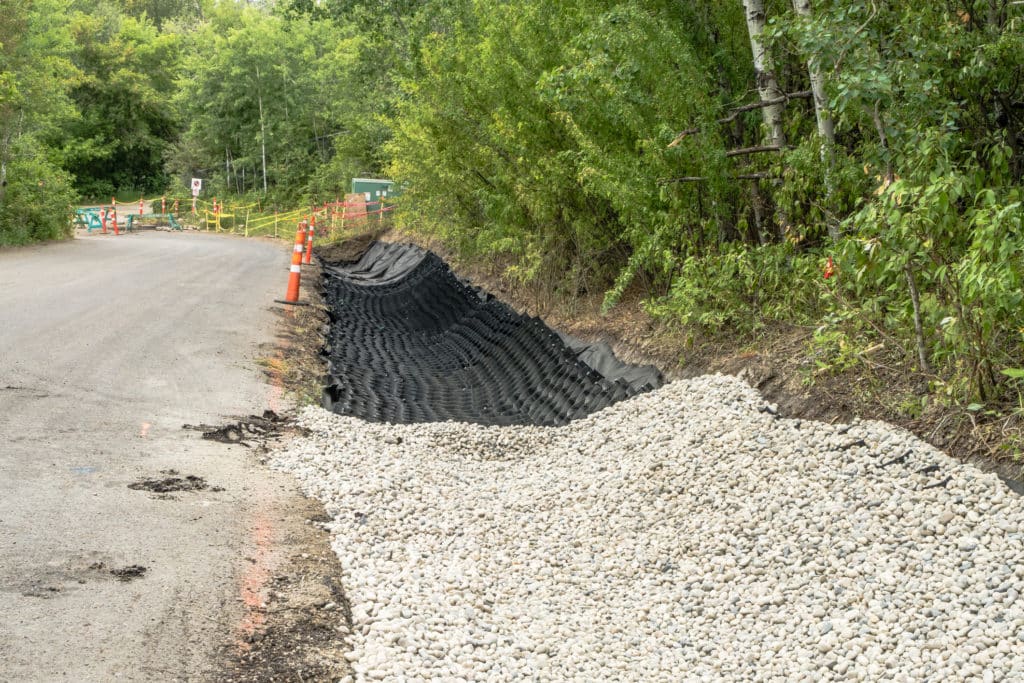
[725,145,785,158]
[657,176,706,184]
[656,171,782,185]
[718,90,813,125]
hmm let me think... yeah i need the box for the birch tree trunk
[256,64,268,194]
[791,0,840,239]
[0,132,9,211]
[790,0,834,145]
[742,0,787,147]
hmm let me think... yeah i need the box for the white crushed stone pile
[272,374,1024,682]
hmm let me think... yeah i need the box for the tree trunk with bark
[791,0,841,240]
[742,0,787,147]
[791,0,835,145]
[256,64,268,194]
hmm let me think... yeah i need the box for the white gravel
[272,374,1024,682]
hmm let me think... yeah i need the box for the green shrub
[0,151,77,246]
[646,243,824,335]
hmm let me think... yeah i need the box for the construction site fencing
[97,194,396,241]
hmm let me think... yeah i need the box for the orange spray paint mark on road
[235,512,274,649]
[268,381,284,415]
[139,422,151,438]
[232,290,296,648]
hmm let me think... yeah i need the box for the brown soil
[257,260,331,408]
[315,228,386,265]
[215,272,353,682]
[110,565,148,582]
[217,495,353,683]
[128,472,218,493]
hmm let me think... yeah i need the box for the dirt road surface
[0,231,322,680]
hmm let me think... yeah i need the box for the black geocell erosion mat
[321,242,663,426]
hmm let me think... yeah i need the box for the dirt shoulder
[217,262,355,682]
[216,484,353,683]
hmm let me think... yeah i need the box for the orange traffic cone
[275,222,309,306]
[303,216,316,265]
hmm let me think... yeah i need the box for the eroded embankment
[320,242,662,426]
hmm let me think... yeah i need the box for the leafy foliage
[5,0,1024,416]
[0,0,79,244]
[62,2,181,197]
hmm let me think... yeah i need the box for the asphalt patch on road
[109,564,148,582]
[183,410,291,447]
[128,470,222,493]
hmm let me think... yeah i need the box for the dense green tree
[60,3,181,197]
[389,0,740,298]
[785,0,1024,399]
[383,0,1024,405]
[171,3,371,202]
[121,0,204,27]
[0,0,78,244]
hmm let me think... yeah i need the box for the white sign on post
[191,178,202,197]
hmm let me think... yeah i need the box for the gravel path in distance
[273,374,1024,682]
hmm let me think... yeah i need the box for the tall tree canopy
[61,2,182,197]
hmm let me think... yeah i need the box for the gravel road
[276,375,1024,682]
[0,231,306,680]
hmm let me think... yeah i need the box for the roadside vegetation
[2,0,1022,460]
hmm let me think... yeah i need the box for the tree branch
[656,171,780,185]
[718,90,812,124]
[668,91,813,146]
[725,145,785,157]
[657,176,706,184]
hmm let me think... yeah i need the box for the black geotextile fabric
[321,242,664,426]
